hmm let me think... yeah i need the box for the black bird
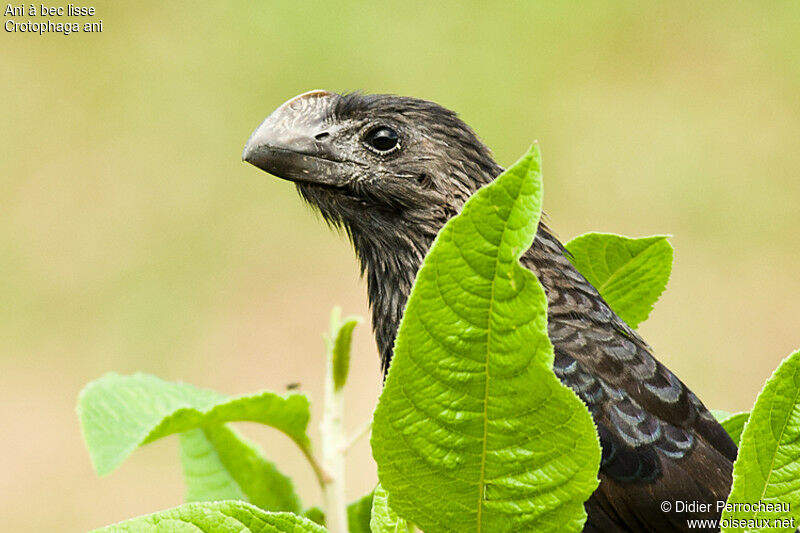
[243,91,737,532]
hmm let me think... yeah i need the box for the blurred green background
[2,1,799,530]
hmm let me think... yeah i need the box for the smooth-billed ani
[242,90,736,532]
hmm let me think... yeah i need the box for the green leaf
[303,507,325,526]
[78,373,311,476]
[180,425,302,513]
[710,409,733,420]
[91,501,327,533]
[565,233,672,328]
[347,491,374,533]
[370,485,410,533]
[722,349,800,531]
[711,411,749,446]
[327,307,361,391]
[371,144,601,532]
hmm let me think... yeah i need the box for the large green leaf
[91,501,326,533]
[371,144,601,532]
[565,233,672,328]
[370,485,410,533]
[78,373,311,475]
[722,349,800,531]
[180,425,302,513]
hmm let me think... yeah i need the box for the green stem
[321,332,348,533]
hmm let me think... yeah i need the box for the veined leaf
[91,501,326,533]
[180,425,302,513]
[722,349,800,531]
[370,485,410,533]
[565,233,672,328]
[78,373,311,476]
[371,144,601,532]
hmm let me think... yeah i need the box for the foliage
[369,485,411,533]
[371,144,600,532]
[180,425,301,513]
[78,373,312,476]
[346,492,374,533]
[565,233,672,328]
[90,502,325,533]
[77,144,800,532]
[721,350,800,532]
[328,308,361,392]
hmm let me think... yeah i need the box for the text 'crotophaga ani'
[242,90,737,532]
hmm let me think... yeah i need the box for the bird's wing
[554,348,734,531]
[523,228,736,531]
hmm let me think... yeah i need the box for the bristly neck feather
[350,212,438,372]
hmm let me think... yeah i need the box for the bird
[242,90,737,532]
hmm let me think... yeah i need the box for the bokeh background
[2,1,799,530]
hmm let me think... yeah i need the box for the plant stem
[321,331,348,533]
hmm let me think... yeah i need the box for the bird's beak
[242,90,349,187]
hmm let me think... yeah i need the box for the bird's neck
[351,213,568,373]
[350,217,436,372]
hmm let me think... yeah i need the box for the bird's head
[243,91,502,248]
[244,91,504,366]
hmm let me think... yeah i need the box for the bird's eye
[364,126,399,153]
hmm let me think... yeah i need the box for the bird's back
[528,225,736,532]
